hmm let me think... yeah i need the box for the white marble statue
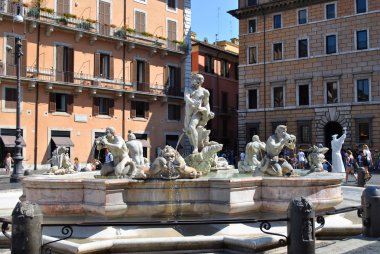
[149,145,200,179]
[238,135,266,173]
[97,127,140,178]
[184,73,215,154]
[126,130,149,177]
[255,125,296,177]
[331,128,347,173]
[46,147,76,175]
[307,145,329,172]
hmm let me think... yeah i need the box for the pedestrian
[240,151,245,162]
[359,150,371,180]
[104,148,114,167]
[362,144,373,170]
[3,153,13,175]
[297,149,306,169]
[73,157,80,171]
[345,150,357,182]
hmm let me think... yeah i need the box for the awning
[51,136,74,147]
[139,139,151,148]
[0,135,26,147]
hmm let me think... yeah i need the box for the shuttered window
[57,0,70,15]
[167,0,176,10]
[99,1,111,36]
[167,20,177,49]
[95,53,113,80]
[56,45,74,82]
[5,36,15,76]
[135,11,146,33]
[93,97,114,116]
[131,101,149,119]
[4,87,17,109]
[49,93,74,113]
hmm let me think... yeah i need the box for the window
[235,64,239,80]
[326,81,338,104]
[5,36,27,76]
[205,55,214,73]
[165,65,181,95]
[135,10,146,33]
[298,9,307,24]
[355,117,372,144]
[99,1,111,36]
[356,0,367,14]
[57,0,70,15]
[298,39,308,58]
[246,123,259,143]
[325,3,336,19]
[298,84,309,106]
[168,104,181,121]
[166,134,179,148]
[248,89,258,109]
[356,79,369,102]
[248,19,256,33]
[273,86,284,108]
[273,14,282,29]
[221,60,230,78]
[131,59,150,92]
[356,30,368,50]
[131,101,149,119]
[222,119,228,137]
[273,43,283,61]
[297,121,312,144]
[248,46,257,64]
[221,92,228,113]
[247,0,257,7]
[49,93,74,114]
[326,35,337,54]
[92,97,114,116]
[167,0,176,10]
[167,19,177,49]
[56,45,74,82]
[272,121,287,134]
[4,87,16,109]
[94,52,113,80]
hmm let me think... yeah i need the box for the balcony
[0,2,186,54]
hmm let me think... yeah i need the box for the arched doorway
[324,121,343,162]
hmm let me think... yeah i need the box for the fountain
[21,74,343,220]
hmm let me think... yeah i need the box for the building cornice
[229,0,332,19]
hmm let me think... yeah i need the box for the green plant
[57,17,68,25]
[40,7,54,14]
[157,36,167,40]
[85,18,97,24]
[110,24,117,28]
[27,7,40,18]
[76,21,92,30]
[114,28,126,38]
[125,27,135,33]
[141,31,154,37]
[63,13,77,19]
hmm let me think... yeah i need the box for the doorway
[324,121,343,162]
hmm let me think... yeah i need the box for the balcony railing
[0,1,185,53]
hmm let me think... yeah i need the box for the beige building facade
[230,0,380,158]
[0,0,191,169]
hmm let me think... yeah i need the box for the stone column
[11,201,43,254]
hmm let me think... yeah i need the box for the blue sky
[191,0,238,43]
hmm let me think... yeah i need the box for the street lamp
[10,1,24,183]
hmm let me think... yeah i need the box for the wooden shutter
[109,56,114,80]
[56,45,64,81]
[144,102,149,119]
[103,2,110,25]
[130,60,137,83]
[21,39,27,77]
[63,0,70,14]
[49,93,56,113]
[135,11,145,33]
[93,97,100,116]
[109,99,114,117]
[163,65,168,86]
[130,101,136,118]
[144,62,150,88]
[6,36,15,75]
[167,20,176,41]
[175,67,181,93]
[67,47,74,82]
[94,53,100,78]
[66,94,74,114]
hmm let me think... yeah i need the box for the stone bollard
[357,167,366,187]
[361,186,380,237]
[287,197,315,254]
[11,201,43,254]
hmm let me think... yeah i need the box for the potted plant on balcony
[27,7,40,18]
[77,20,93,30]
[56,16,68,25]
[114,27,126,38]
[141,31,154,38]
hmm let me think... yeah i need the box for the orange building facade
[0,0,191,169]
[191,38,239,155]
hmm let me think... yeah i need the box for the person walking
[297,149,306,169]
[4,153,13,175]
[363,144,373,170]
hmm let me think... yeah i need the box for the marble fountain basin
[21,171,343,219]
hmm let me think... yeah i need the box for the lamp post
[10,2,24,183]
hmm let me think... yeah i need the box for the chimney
[231,38,239,45]
[191,32,197,40]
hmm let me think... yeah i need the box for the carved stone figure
[331,127,347,173]
[185,142,223,174]
[184,73,215,154]
[255,125,296,176]
[149,145,200,179]
[307,145,329,173]
[238,135,266,173]
[46,149,76,175]
[126,131,149,177]
[97,127,141,178]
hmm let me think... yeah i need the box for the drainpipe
[122,0,126,139]
[263,11,267,137]
[33,24,41,171]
